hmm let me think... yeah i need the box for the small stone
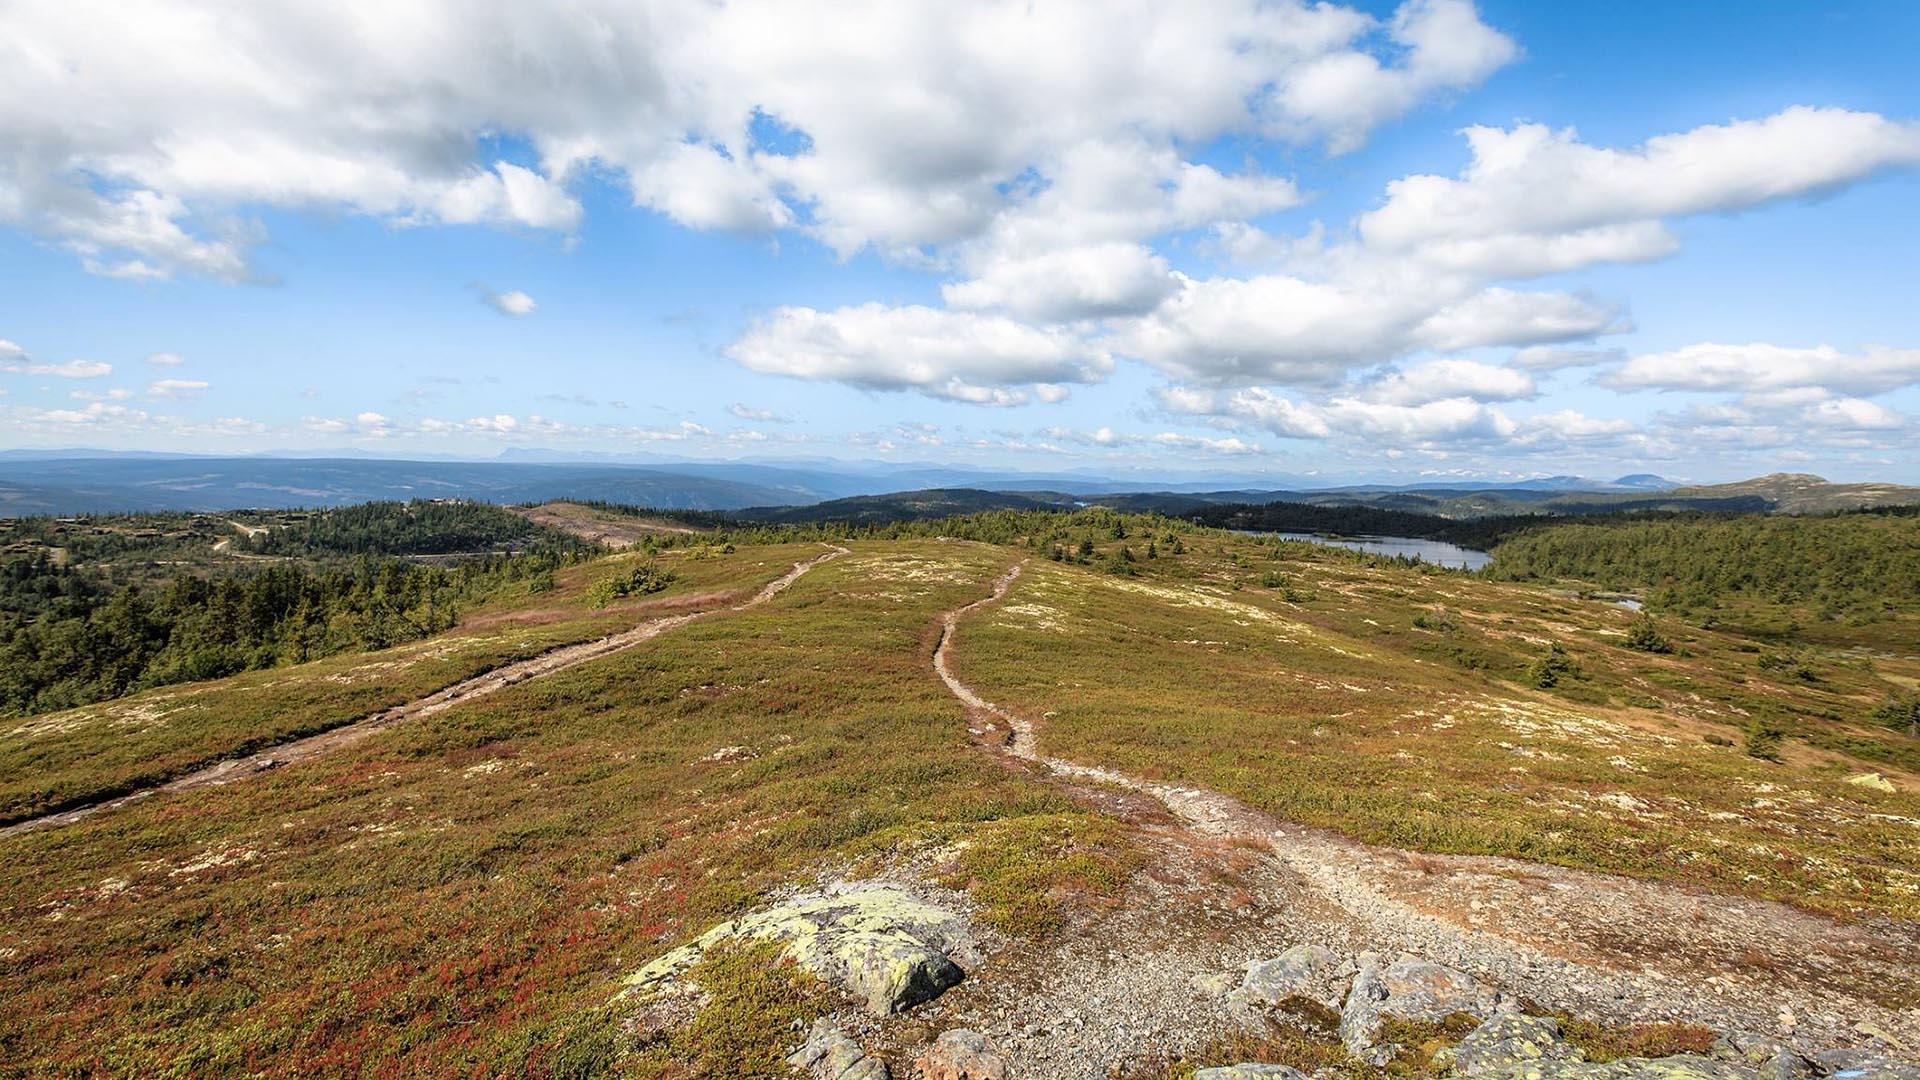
[917,1029,1010,1080]
[789,1021,892,1080]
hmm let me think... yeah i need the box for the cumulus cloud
[1361,358,1536,405]
[145,351,185,366]
[1603,343,1920,396]
[1272,0,1518,154]
[147,378,209,398]
[943,243,1178,321]
[1359,107,1920,276]
[29,400,148,425]
[727,303,1111,404]
[0,0,1511,280]
[482,289,538,317]
[1038,425,1261,456]
[728,403,792,423]
[1511,345,1624,371]
[0,350,112,379]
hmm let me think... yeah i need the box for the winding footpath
[3,544,847,839]
[933,559,1920,1049]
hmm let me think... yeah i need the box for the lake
[1251,531,1494,571]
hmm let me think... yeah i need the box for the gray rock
[789,1020,891,1080]
[1813,1052,1920,1080]
[1194,1065,1311,1080]
[916,1029,1009,1080]
[1710,1032,1811,1080]
[1475,1053,1768,1080]
[1443,1013,1585,1076]
[1339,952,1501,1056]
[1231,944,1354,1013]
[625,886,973,1015]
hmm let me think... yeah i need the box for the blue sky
[1,0,1916,483]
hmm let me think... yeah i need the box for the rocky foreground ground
[627,883,1920,1080]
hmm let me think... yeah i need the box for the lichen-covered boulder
[624,885,975,1015]
[1440,1013,1584,1076]
[916,1029,1009,1080]
[1709,1032,1811,1080]
[1339,952,1501,1056]
[1194,1065,1310,1080]
[1231,944,1354,1013]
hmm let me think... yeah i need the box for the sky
[1,0,1917,485]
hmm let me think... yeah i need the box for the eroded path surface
[932,560,1920,1058]
[3,544,847,838]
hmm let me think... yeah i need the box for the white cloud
[1273,0,1517,154]
[0,355,112,378]
[1603,343,1920,396]
[1511,345,1624,371]
[1804,397,1905,430]
[727,303,1111,404]
[1190,388,1521,443]
[1118,274,1616,386]
[1038,425,1261,455]
[1362,358,1536,405]
[147,378,209,398]
[943,243,1177,321]
[1412,288,1626,352]
[728,403,792,423]
[628,142,794,232]
[29,400,147,424]
[0,0,1511,279]
[1360,107,1920,276]
[482,289,538,317]
[145,351,185,366]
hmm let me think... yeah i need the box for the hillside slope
[2,513,1917,1076]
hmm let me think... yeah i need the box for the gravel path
[2,544,847,839]
[930,560,1920,1072]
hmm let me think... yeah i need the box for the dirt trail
[3,544,847,839]
[933,560,1920,1049]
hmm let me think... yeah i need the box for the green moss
[933,811,1143,938]
[630,940,830,1078]
[1551,1016,1715,1063]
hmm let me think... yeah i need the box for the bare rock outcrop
[624,884,977,1017]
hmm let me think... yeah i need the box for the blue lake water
[1254,532,1493,571]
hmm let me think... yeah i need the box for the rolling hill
[1,500,1917,1076]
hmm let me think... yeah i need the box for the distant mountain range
[1,452,1914,519]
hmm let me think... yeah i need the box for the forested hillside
[243,500,584,556]
[1485,507,1920,622]
[0,502,593,716]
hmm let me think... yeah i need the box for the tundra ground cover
[4,512,1919,1075]
[0,542,1113,1076]
[0,541,825,823]
[950,532,1920,920]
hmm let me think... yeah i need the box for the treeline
[645,505,1201,553]
[1484,508,1920,621]
[0,553,569,717]
[1189,501,1475,541]
[245,500,591,557]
